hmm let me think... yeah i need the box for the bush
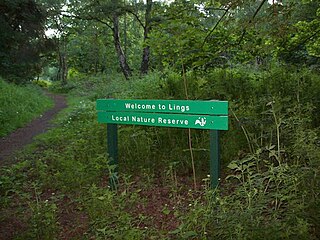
[32,79,52,88]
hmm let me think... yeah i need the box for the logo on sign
[195,117,207,127]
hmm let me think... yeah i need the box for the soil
[0,93,67,166]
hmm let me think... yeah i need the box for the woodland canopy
[1,0,320,83]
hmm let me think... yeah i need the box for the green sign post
[97,99,228,189]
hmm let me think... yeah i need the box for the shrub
[32,79,52,88]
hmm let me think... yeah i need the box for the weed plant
[169,66,320,239]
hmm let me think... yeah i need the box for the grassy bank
[0,79,53,137]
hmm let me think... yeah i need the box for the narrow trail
[0,93,67,166]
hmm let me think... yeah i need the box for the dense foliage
[1,66,320,238]
[0,0,320,239]
[40,0,320,79]
[0,0,54,83]
[2,0,320,82]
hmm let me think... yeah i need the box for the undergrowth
[0,66,319,239]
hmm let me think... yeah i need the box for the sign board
[97,99,228,130]
[96,98,229,189]
[97,99,228,115]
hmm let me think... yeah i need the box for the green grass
[0,78,53,137]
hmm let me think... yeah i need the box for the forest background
[0,0,320,239]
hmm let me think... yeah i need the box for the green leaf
[163,209,170,215]
[227,162,239,170]
[182,231,198,238]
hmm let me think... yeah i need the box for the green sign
[97,99,228,115]
[97,99,228,130]
[97,98,229,189]
[98,111,228,130]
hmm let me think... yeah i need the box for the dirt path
[0,93,67,166]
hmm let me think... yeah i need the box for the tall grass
[0,78,53,137]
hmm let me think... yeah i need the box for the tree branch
[125,8,145,28]
[87,15,113,30]
[289,27,320,52]
[61,12,113,30]
[299,28,320,46]
[237,0,268,45]
[201,7,230,48]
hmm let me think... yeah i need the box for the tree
[129,0,153,75]
[67,24,109,74]
[147,0,320,71]
[275,1,320,65]
[69,0,133,79]
[40,0,72,85]
[0,0,53,83]
[148,0,226,70]
[65,0,155,79]
[111,0,133,79]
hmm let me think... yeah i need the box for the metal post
[210,130,220,188]
[107,123,118,190]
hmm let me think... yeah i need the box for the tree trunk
[58,40,68,85]
[140,0,152,75]
[56,37,68,85]
[113,13,132,80]
[60,51,67,85]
